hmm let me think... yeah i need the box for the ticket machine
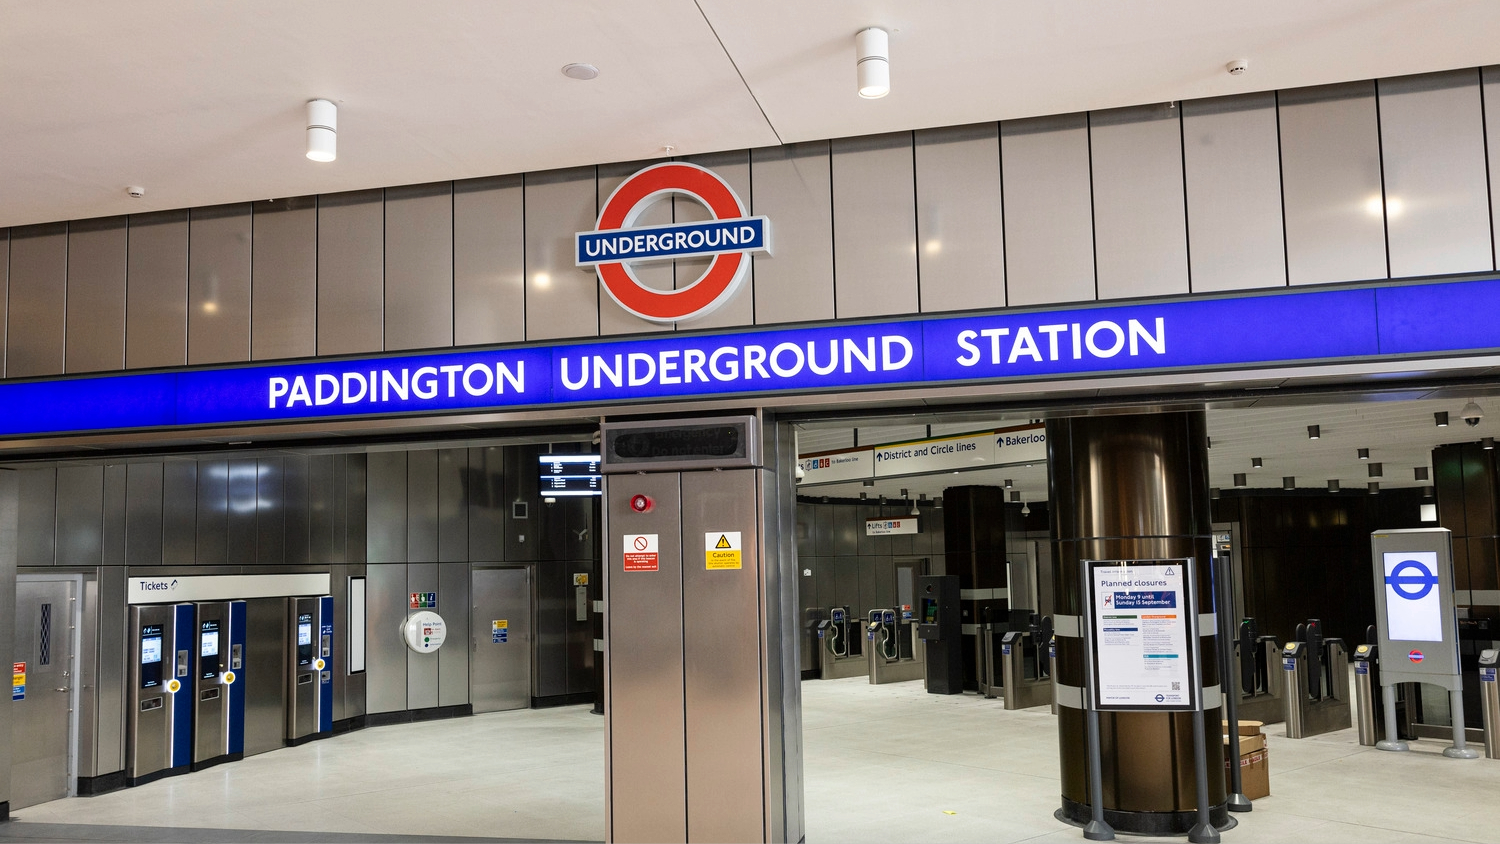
[127,603,194,785]
[287,595,334,745]
[918,575,963,695]
[192,600,247,770]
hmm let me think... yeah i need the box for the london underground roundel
[575,163,771,323]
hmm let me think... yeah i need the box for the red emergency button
[630,494,654,513]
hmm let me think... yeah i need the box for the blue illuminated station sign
[2,277,1500,439]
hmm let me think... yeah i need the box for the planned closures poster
[1090,561,1195,710]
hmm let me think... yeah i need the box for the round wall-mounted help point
[401,610,447,654]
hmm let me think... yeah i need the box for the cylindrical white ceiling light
[307,99,337,162]
[855,27,889,99]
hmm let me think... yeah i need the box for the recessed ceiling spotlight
[1206,437,1212,449]
[1358,448,1370,460]
[1368,462,1383,478]
[1414,467,1430,481]
[1307,425,1320,440]
[1004,479,1013,489]
[1328,480,1340,493]
[1010,491,1021,502]
[1251,457,1263,469]
[855,27,890,99]
[562,63,599,81]
[306,99,337,162]
[1283,476,1295,490]
[1369,482,1380,494]
[1233,473,1247,487]
[1435,411,1449,428]
[1486,437,1496,450]
[1209,488,1220,500]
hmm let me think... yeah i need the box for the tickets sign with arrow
[706,532,743,570]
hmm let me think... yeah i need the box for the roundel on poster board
[575,162,772,323]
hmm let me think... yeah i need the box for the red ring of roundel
[594,163,749,322]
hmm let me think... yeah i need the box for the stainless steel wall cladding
[384,183,454,352]
[252,197,317,361]
[750,141,835,325]
[914,124,1005,313]
[187,204,252,365]
[831,133,918,319]
[0,230,9,377]
[1089,104,1189,301]
[682,150,755,331]
[455,176,526,346]
[65,217,127,373]
[56,465,104,567]
[1048,411,1224,831]
[1001,113,1096,307]
[598,160,674,337]
[317,190,385,356]
[7,222,67,378]
[125,210,189,370]
[525,167,598,341]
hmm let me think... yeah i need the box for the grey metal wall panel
[309,454,335,564]
[1090,105,1190,300]
[535,562,566,698]
[251,197,317,360]
[680,150,756,330]
[123,463,162,566]
[365,564,407,714]
[345,563,367,717]
[64,218,127,373]
[468,447,505,561]
[598,160,674,336]
[454,176,526,346]
[1279,82,1388,285]
[317,190,385,355]
[54,465,103,566]
[406,449,439,562]
[283,453,311,566]
[366,451,407,563]
[0,231,7,376]
[831,133,919,318]
[437,448,467,563]
[187,204,252,364]
[1001,113,1096,306]
[1379,70,1493,277]
[256,456,284,566]
[751,141,835,324]
[437,562,469,706]
[913,124,1005,313]
[406,562,439,709]
[1182,93,1286,292]
[96,565,126,773]
[346,454,368,564]
[125,209,189,369]
[330,564,349,721]
[7,223,68,377]
[16,469,56,566]
[502,445,539,562]
[227,459,257,566]
[160,460,197,565]
[384,183,454,351]
[195,459,228,565]
[1487,67,1500,268]
[524,167,598,340]
[102,465,126,567]
[332,456,348,563]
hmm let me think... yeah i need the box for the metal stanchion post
[1186,562,1220,844]
[1214,553,1251,812]
[1480,650,1499,759]
[1078,558,1114,842]
[1443,689,1480,759]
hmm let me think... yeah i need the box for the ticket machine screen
[141,624,164,689]
[200,620,221,680]
[297,613,314,666]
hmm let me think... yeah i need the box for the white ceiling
[2,1,1498,228]
[796,394,1500,505]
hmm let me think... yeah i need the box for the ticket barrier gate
[1233,618,1284,725]
[999,615,1053,711]
[1282,619,1351,738]
[127,604,194,786]
[1481,650,1499,759]
[866,609,924,684]
[192,601,247,770]
[818,606,867,680]
[1048,635,1058,715]
[287,596,334,745]
[1354,641,1378,746]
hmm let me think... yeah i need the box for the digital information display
[1088,561,1196,711]
[539,454,602,497]
[298,622,313,646]
[140,624,164,690]
[201,624,220,657]
[1382,551,1443,642]
[5,277,1500,439]
[298,613,314,667]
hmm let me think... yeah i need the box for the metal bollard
[1282,642,1306,738]
[1353,644,1378,747]
[1001,632,1023,710]
[1049,636,1058,716]
[981,621,999,699]
[1480,650,1499,759]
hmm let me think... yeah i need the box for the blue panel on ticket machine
[1369,528,1479,758]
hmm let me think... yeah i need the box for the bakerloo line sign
[1,158,1499,437]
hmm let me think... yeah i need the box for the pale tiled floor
[11,679,1500,842]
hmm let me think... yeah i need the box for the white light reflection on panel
[349,576,367,673]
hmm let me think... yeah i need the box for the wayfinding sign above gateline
[4,277,1500,439]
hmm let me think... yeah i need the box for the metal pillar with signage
[601,415,802,844]
[1369,528,1478,758]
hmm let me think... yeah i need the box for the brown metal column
[1048,411,1227,835]
[942,485,1008,690]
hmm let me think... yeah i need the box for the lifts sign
[576,162,770,323]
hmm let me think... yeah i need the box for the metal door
[242,597,287,756]
[13,576,80,809]
[470,568,532,713]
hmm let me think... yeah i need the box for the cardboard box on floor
[1222,720,1270,800]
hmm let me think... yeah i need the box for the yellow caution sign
[705,531,743,570]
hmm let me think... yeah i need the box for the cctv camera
[1461,401,1484,427]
